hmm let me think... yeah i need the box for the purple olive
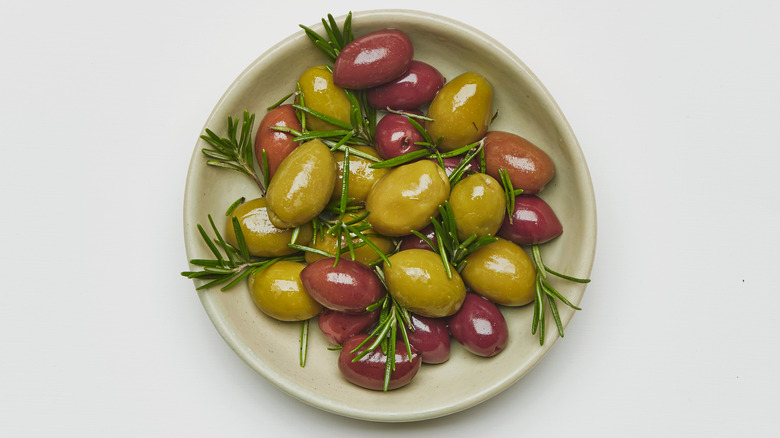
[448,293,508,357]
[318,308,380,345]
[398,224,438,251]
[498,195,563,245]
[299,258,384,314]
[406,313,450,364]
[366,60,446,110]
[338,334,422,391]
[374,113,425,160]
[333,29,413,89]
[430,155,480,177]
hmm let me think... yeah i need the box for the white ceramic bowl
[183,9,596,422]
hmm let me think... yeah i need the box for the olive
[498,195,563,245]
[366,60,446,110]
[461,238,536,306]
[331,146,389,203]
[303,211,395,266]
[224,197,313,257]
[297,65,351,131]
[448,173,506,241]
[338,334,421,391]
[299,257,385,314]
[432,155,479,178]
[448,293,508,357]
[398,224,438,252]
[383,249,466,318]
[365,160,450,237]
[406,313,451,364]
[333,29,413,89]
[318,308,380,346]
[374,113,425,160]
[425,72,493,152]
[265,139,337,229]
[254,104,301,179]
[247,261,323,321]
[483,131,555,195]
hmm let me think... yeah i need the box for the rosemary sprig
[498,168,524,223]
[300,319,309,367]
[300,12,353,62]
[200,111,265,193]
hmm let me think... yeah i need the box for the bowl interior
[183,9,596,422]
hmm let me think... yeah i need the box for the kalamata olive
[483,131,555,195]
[406,313,451,364]
[254,104,301,179]
[448,173,505,241]
[398,224,437,251]
[333,29,413,90]
[426,72,493,152]
[448,293,508,357]
[298,65,351,131]
[318,308,380,345]
[365,160,450,236]
[461,238,536,306]
[224,197,313,257]
[366,60,446,110]
[331,146,389,203]
[338,334,422,391]
[374,113,425,160]
[384,249,466,318]
[248,261,323,321]
[432,155,479,177]
[266,139,337,229]
[498,195,563,245]
[303,219,395,266]
[300,257,385,314]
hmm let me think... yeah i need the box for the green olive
[331,146,389,204]
[304,211,395,266]
[225,197,313,257]
[248,261,323,321]
[461,238,536,306]
[448,173,505,241]
[298,65,352,131]
[266,139,337,229]
[365,160,450,237]
[384,249,466,318]
[425,72,493,152]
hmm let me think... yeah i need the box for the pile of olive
[226,27,567,391]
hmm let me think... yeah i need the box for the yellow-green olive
[248,261,323,321]
[461,238,536,306]
[331,146,389,204]
[365,160,450,237]
[298,65,352,131]
[266,139,337,229]
[225,197,313,257]
[425,72,493,152]
[448,173,505,241]
[384,249,466,318]
[304,212,395,266]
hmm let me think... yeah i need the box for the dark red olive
[430,155,480,177]
[338,334,422,391]
[448,293,508,357]
[299,258,384,314]
[498,195,563,245]
[374,113,425,160]
[333,29,413,89]
[254,104,301,178]
[318,308,380,345]
[483,131,555,195]
[406,313,450,364]
[398,224,438,251]
[366,60,446,110]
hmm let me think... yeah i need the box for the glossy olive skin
[398,224,438,252]
[298,65,351,131]
[338,334,422,391]
[331,146,389,203]
[433,155,479,178]
[318,308,380,345]
[483,131,555,195]
[461,238,536,306]
[366,60,446,110]
[224,197,313,257]
[498,195,563,245]
[300,258,385,314]
[365,160,450,237]
[303,223,395,266]
[426,72,493,152]
[248,261,323,321]
[384,249,466,318]
[374,113,425,160]
[266,139,337,229]
[448,173,506,241]
[254,104,301,178]
[448,293,508,357]
[333,29,413,89]
[406,313,451,364]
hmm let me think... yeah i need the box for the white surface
[2,0,778,436]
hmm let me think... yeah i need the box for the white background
[2,0,779,436]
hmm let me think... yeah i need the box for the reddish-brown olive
[366,60,446,110]
[318,309,380,346]
[254,104,301,179]
[483,131,555,195]
[338,334,422,391]
[333,29,413,89]
[498,195,563,245]
[299,258,384,314]
[374,113,425,160]
[406,313,451,364]
[448,293,508,357]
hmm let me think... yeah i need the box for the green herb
[200,111,265,193]
[225,197,245,216]
[300,319,309,367]
[498,168,524,223]
[300,12,353,62]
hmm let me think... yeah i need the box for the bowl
[183,9,596,422]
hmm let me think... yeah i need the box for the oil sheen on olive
[498,195,563,245]
[448,173,506,241]
[248,261,323,321]
[318,308,380,345]
[448,293,508,357]
[373,113,425,160]
[332,29,413,90]
[425,72,493,152]
[366,60,446,110]
[338,334,422,391]
[265,139,337,229]
[461,238,536,306]
[297,65,351,131]
[224,197,313,257]
[299,257,384,314]
[254,104,301,179]
[406,313,451,364]
[483,131,555,195]
[331,146,389,203]
[383,249,466,318]
[365,160,450,237]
